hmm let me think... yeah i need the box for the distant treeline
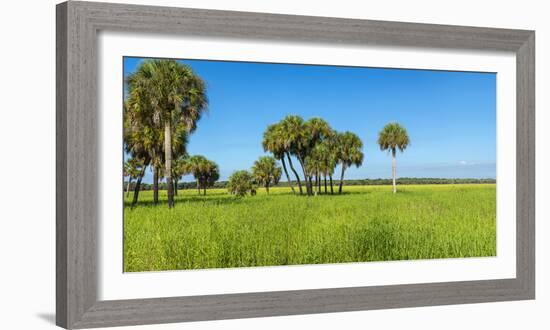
[344,177,496,186]
[125,177,496,191]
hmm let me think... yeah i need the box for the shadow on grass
[124,189,382,208]
[125,195,245,208]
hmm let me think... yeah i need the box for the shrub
[227,170,255,196]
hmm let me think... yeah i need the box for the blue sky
[123,57,496,183]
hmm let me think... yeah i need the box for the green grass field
[124,184,496,272]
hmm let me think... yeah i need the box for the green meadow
[123,184,496,272]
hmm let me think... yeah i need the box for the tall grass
[124,184,496,272]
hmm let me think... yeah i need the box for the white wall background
[0,0,547,329]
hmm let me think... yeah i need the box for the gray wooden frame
[56,1,535,328]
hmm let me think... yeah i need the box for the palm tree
[279,115,312,195]
[123,158,142,198]
[304,153,323,195]
[325,137,339,194]
[310,139,337,194]
[305,118,333,146]
[201,160,220,195]
[126,60,208,208]
[124,81,157,206]
[275,117,307,194]
[262,123,295,194]
[252,156,282,194]
[303,118,333,195]
[183,155,219,195]
[183,155,207,194]
[171,155,188,196]
[204,161,217,194]
[378,122,410,193]
[336,132,364,194]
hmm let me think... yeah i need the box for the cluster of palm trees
[124,59,411,208]
[124,59,208,208]
[232,117,410,197]
[178,155,220,196]
[262,115,364,196]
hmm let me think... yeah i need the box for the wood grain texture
[515,32,536,297]
[57,1,99,327]
[77,1,531,51]
[56,1,535,328]
[56,3,68,328]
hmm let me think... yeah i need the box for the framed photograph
[56,1,535,328]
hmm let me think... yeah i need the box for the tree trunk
[203,182,206,195]
[197,179,200,194]
[164,120,174,208]
[153,166,159,204]
[131,167,146,206]
[314,173,318,195]
[286,153,303,195]
[131,175,143,206]
[338,164,346,194]
[392,149,397,194]
[329,174,334,194]
[266,183,270,194]
[174,179,178,196]
[296,155,312,196]
[125,178,132,198]
[280,157,295,194]
[324,175,327,194]
[317,171,321,192]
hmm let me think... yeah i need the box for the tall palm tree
[336,132,364,194]
[262,123,296,194]
[325,136,340,194]
[311,139,337,194]
[252,156,282,194]
[126,60,208,208]
[303,118,333,195]
[304,153,323,195]
[305,118,333,146]
[279,115,309,194]
[378,122,410,193]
